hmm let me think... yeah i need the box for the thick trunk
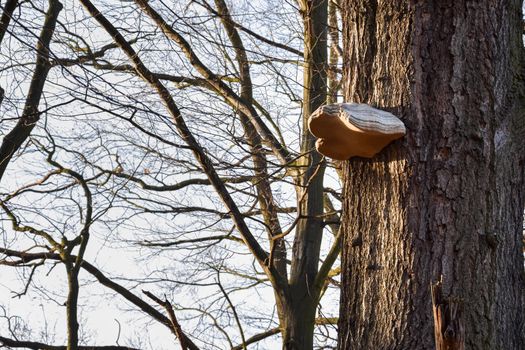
[338,1,524,349]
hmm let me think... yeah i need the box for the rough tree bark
[338,1,524,349]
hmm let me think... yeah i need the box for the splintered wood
[431,280,465,350]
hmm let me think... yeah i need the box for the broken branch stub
[308,103,406,160]
[431,280,465,350]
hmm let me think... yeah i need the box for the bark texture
[338,1,525,349]
[432,280,465,350]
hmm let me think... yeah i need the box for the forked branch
[79,0,288,295]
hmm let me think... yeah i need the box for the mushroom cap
[308,103,406,160]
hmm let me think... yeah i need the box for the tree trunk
[281,295,317,350]
[66,267,80,350]
[280,0,328,348]
[338,1,524,349]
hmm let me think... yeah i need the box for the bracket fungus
[308,103,406,160]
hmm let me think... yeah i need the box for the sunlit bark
[339,1,525,349]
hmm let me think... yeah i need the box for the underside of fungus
[308,103,406,160]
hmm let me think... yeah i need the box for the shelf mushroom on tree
[308,103,406,160]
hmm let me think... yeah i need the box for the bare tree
[1,0,343,349]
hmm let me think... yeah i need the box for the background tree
[1,0,344,349]
[338,1,525,349]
